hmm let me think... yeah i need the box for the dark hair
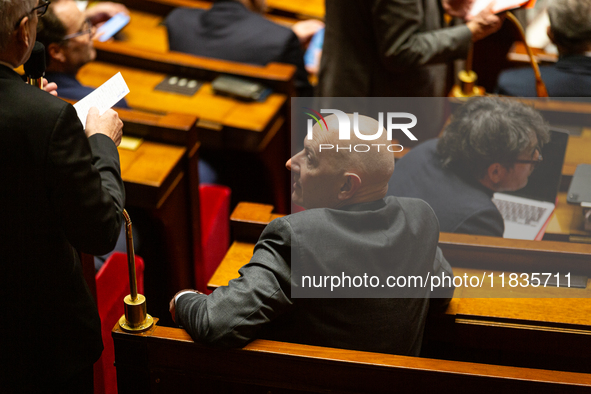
[36,6,66,66]
[437,97,550,179]
[548,0,591,55]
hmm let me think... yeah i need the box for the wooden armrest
[112,323,591,393]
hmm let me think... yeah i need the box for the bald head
[287,113,395,209]
[323,113,394,192]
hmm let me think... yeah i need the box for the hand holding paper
[73,72,129,127]
[466,3,504,42]
[467,0,537,20]
[85,107,123,146]
[442,0,475,20]
[73,72,129,146]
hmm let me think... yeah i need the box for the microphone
[23,41,46,89]
[505,12,548,98]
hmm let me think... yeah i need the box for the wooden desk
[102,107,211,323]
[545,193,591,242]
[78,60,291,212]
[265,0,325,19]
[210,202,591,372]
[563,135,591,177]
[117,9,169,52]
[117,140,198,315]
[119,141,185,208]
[79,62,286,148]
[507,42,558,65]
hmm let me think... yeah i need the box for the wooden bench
[78,38,294,211]
[209,202,591,373]
[92,39,296,97]
[112,323,591,393]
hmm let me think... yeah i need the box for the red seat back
[196,184,231,293]
[94,252,145,394]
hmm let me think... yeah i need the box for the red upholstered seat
[94,252,144,394]
[196,184,231,293]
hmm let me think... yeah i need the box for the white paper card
[73,72,130,127]
[468,0,529,19]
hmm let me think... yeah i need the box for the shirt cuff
[175,290,198,304]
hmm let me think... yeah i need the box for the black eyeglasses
[14,1,51,29]
[62,19,93,41]
[514,147,543,167]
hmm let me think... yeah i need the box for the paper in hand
[467,0,536,19]
[73,72,130,127]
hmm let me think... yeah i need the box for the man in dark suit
[497,0,591,97]
[170,113,454,356]
[165,0,314,96]
[0,0,125,391]
[388,97,550,236]
[37,0,221,191]
[316,0,503,97]
[36,0,129,108]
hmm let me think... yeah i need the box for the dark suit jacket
[0,65,125,390]
[496,55,591,97]
[317,0,472,97]
[45,71,129,108]
[176,197,453,356]
[165,0,313,96]
[388,139,504,237]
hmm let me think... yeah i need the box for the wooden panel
[93,39,296,94]
[545,193,589,240]
[77,61,287,152]
[112,324,591,393]
[507,42,558,65]
[118,141,185,208]
[265,0,325,19]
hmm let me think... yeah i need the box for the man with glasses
[37,0,129,107]
[0,0,125,392]
[387,97,550,237]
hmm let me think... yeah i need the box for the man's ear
[486,162,508,185]
[48,42,66,64]
[547,26,555,44]
[337,173,361,201]
[16,16,32,49]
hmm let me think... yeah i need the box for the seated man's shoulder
[396,138,438,165]
[386,196,438,222]
[281,208,329,228]
[165,7,204,24]
[496,67,538,96]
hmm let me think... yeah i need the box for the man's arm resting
[174,218,294,348]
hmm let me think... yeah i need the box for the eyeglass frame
[514,146,543,167]
[13,1,51,30]
[61,18,93,41]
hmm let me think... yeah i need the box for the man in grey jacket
[170,114,454,356]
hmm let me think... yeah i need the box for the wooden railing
[112,323,591,393]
